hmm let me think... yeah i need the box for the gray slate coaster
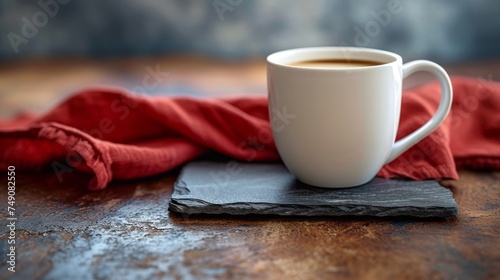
[169,161,458,217]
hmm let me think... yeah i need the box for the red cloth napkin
[1,76,499,190]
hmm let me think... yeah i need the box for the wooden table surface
[0,57,499,280]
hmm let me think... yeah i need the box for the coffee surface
[291,59,382,68]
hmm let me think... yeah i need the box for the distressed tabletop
[0,57,499,279]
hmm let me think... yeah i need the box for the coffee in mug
[267,47,452,188]
[290,59,382,68]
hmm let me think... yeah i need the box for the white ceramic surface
[267,47,452,188]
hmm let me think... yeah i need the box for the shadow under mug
[267,47,453,188]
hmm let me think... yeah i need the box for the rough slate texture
[169,161,458,217]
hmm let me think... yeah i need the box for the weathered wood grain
[0,169,498,280]
[0,57,499,279]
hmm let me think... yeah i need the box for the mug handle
[385,60,453,164]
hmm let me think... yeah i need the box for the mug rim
[267,46,402,71]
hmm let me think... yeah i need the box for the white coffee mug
[267,47,452,188]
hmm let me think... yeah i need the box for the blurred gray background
[1,0,500,63]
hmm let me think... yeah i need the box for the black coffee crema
[290,59,383,68]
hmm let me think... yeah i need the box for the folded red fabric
[1,76,499,190]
